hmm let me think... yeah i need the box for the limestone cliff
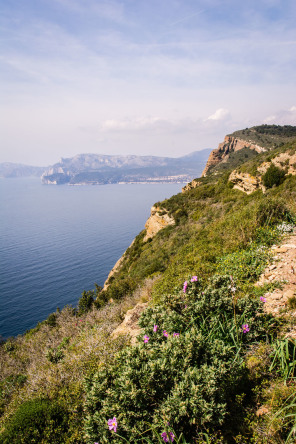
[143,206,175,242]
[182,179,202,193]
[228,171,262,194]
[202,136,266,177]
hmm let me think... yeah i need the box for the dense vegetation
[231,125,296,150]
[1,127,296,443]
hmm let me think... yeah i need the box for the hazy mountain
[41,150,212,185]
[0,163,46,178]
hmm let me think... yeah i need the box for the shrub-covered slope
[1,126,296,443]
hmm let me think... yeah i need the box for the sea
[0,178,182,338]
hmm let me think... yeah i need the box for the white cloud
[99,117,169,132]
[263,106,296,125]
[206,108,230,121]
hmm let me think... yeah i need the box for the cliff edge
[202,135,266,177]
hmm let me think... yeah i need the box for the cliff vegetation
[1,126,296,443]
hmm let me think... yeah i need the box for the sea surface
[0,178,182,338]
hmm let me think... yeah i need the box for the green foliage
[0,399,69,443]
[262,163,286,189]
[216,246,271,284]
[287,296,296,309]
[269,392,296,443]
[255,198,294,226]
[78,290,95,314]
[254,124,296,137]
[46,312,57,327]
[269,339,296,381]
[45,336,70,363]
[3,340,16,353]
[0,374,27,416]
[98,277,137,306]
[84,275,275,443]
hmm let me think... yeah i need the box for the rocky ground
[256,230,296,338]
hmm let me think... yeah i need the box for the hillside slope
[1,125,296,443]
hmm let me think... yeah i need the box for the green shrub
[45,337,70,363]
[78,290,95,314]
[46,312,57,327]
[0,399,68,443]
[262,163,286,188]
[216,246,271,284]
[84,275,275,443]
[255,198,293,226]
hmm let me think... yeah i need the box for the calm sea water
[0,178,182,338]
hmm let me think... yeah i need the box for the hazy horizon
[0,147,214,168]
[1,0,296,166]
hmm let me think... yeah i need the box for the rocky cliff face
[228,171,262,194]
[182,179,202,193]
[202,136,267,177]
[143,206,175,242]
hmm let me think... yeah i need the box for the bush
[84,275,275,443]
[0,399,69,443]
[46,312,57,327]
[262,163,286,188]
[256,198,293,227]
[78,290,95,314]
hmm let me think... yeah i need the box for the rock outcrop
[202,136,266,177]
[229,150,296,195]
[112,302,148,344]
[228,171,262,194]
[182,179,202,193]
[143,206,175,242]
[258,152,296,177]
[255,230,296,338]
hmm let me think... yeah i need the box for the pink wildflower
[173,332,180,337]
[242,324,250,334]
[153,324,158,332]
[190,276,198,282]
[260,296,266,302]
[183,281,188,293]
[108,417,117,432]
[144,335,150,343]
[163,330,169,337]
[161,431,175,442]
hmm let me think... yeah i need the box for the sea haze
[0,178,182,338]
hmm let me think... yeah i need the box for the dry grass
[0,288,149,428]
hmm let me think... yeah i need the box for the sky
[0,0,296,166]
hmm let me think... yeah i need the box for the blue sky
[1,0,296,165]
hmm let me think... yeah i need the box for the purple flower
[173,332,180,337]
[163,330,169,337]
[144,335,150,343]
[153,324,158,332]
[183,281,188,293]
[161,431,175,442]
[108,417,117,433]
[242,324,250,334]
[260,296,266,303]
[190,276,198,282]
